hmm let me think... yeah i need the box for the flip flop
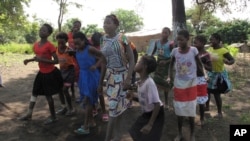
[44,118,58,125]
[74,127,90,135]
[102,114,109,122]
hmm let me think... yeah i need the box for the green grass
[240,112,250,124]
[0,53,34,67]
[0,43,33,54]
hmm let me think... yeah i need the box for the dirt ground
[1,53,250,141]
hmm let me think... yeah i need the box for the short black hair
[106,14,119,26]
[162,27,171,33]
[56,32,68,42]
[177,29,190,40]
[91,32,102,46]
[194,35,207,45]
[211,33,221,42]
[141,55,157,74]
[43,23,53,35]
[73,20,81,26]
[73,31,90,45]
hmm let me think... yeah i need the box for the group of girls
[17,13,234,141]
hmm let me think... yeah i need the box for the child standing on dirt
[55,32,75,116]
[151,27,174,110]
[128,55,164,141]
[67,20,82,101]
[90,31,109,122]
[193,35,212,126]
[167,30,204,141]
[18,23,63,125]
[205,33,235,119]
[100,14,135,141]
[73,32,106,135]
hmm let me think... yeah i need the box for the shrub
[0,43,33,54]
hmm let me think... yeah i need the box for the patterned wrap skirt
[153,58,172,88]
[32,67,63,96]
[197,76,208,104]
[106,67,130,117]
[207,70,232,94]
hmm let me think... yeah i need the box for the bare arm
[124,43,135,89]
[167,56,175,82]
[89,47,107,87]
[140,103,161,134]
[223,52,235,65]
[195,55,205,76]
[34,52,59,64]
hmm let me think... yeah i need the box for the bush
[0,43,33,54]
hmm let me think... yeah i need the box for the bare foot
[214,113,223,119]
[174,135,183,141]
[200,120,205,127]
[190,134,196,141]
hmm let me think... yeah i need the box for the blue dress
[76,45,100,105]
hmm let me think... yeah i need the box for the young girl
[73,32,106,135]
[206,33,234,118]
[100,14,135,141]
[55,32,75,116]
[167,30,204,141]
[128,55,164,141]
[67,20,82,101]
[193,35,212,126]
[151,27,174,109]
[18,24,63,125]
[90,31,109,122]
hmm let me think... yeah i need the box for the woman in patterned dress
[100,14,135,141]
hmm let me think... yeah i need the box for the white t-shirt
[171,46,198,80]
[137,77,163,112]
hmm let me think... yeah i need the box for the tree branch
[196,0,212,5]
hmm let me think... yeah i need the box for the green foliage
[111,9,143,33]
[216,20,250,44]
[61,18,82,32]
[186,5,222,34]
[82,24,104,37]
[52,0,82,31]
[0,0,30,44]
[0,43,33,54]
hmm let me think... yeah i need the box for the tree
[172,0,187,43]
[111,9,144,33]
[82,24,104,37]
[0,0,30,43]
[217,20,250,44]
[53,0,82,32]
[171,0,249,41]
[61,18,81,32]
[186,5,222,34]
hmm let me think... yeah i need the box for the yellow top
[207,47,228,72]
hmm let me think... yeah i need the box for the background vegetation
[0,0,249,54]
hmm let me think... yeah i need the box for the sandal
[56,107,67,115]
[65,109,75,116]
[44,117,58,125]
[74,127,90,135]
[92,110,98,117]
[18,113,32,121]
[102,114,109,122]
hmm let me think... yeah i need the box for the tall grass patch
[0,43,33,54]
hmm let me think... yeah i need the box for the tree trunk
[57,0,66,32]
[172,0,187,44]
